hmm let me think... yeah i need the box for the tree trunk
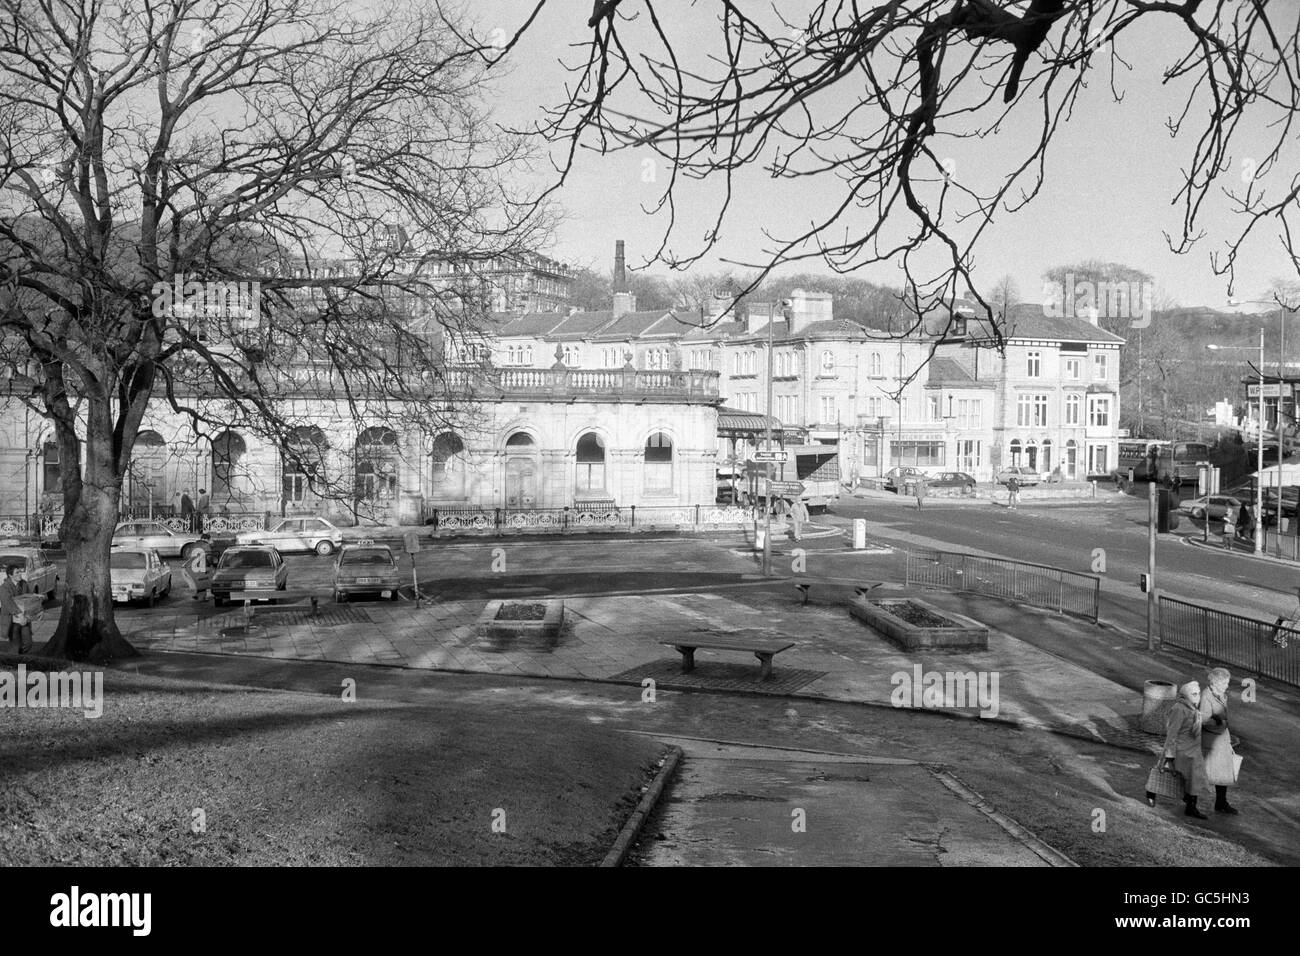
[41,468,138,663]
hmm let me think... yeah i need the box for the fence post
[494,508,502,534]
[695,503,700,529]
[631,505,636,528]
[1056,570,1064,616]
[563,507,569,532]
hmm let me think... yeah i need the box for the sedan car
[211,545,289,606]
[1178,495,1243,521]
[996,466,1042,487]
[927,471,978,494]
[109,547,172,606]
[112,520,208,559]
[333,543,401,602]
[0,544,59,600]
[237,516,342,555]
[883,467,927,492]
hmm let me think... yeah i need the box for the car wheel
[47,577,57,601]
[389,589,399,602]
[1192,508,1205,520]
[315,540,334,556]
[278,579,287,590]
[180,543,195,560]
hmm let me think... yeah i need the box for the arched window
[132,430,167,508]
[821,350,835,372]
[211,431,246,503]
[645,432,673,494]
[430,433,465,488]
[1009,439,1023,466]
[506,432,535,449]
[897,353,907,378]
[1041,438,1053,474]
[283,426,327,503]
[355,427,399,499]
[1025,439,1038,471]
[576,432,606,493]
[42,440,60,494]
[869,352,882,377]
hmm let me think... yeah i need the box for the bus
[743,444,842,511]
[1116,439,1210,484]
[1116,440,1167,480]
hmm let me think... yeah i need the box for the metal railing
[905,549,1101,622]
[1158,595,1300,688]
[422,504,752,535]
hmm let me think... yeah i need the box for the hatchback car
[333,543,401,602]
[0,545,59,601]
[112,520,208,559]
[1178,495,1243,521]
[237,516,343,555]
[928,472,978,494]
[883,467,927,492]
[996,466,1042,487]
[211,545,289,606]
[109,547,172,606]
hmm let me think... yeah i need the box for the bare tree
[479,0,1298,370]
[0,0,551,660]
[989,274,1020,320]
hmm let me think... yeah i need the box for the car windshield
[0,554,27,568]
[221,550,273,569]
[110,553,146,569]
[342,550,393,566]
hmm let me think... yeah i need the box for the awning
[717,406,782,434]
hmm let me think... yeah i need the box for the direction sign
[768,481,805,496]
[1248,383,1284,398]
[752,451,789,463]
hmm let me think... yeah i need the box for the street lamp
[1207,327,1266,554]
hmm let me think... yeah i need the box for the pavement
[17,520,1300,865]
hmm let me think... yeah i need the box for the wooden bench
[660,636,795,681]
[228,590,319,617]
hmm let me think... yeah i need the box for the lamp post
[1207,327,1266,554]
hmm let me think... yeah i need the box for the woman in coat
[1162,680,1212,818]
[1199,667,1239,814]
[0,564,31,654]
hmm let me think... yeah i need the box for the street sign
[752,451,789,463]
[1248,383,1284,398]
[403,532,420,554]
[768,480,805,496]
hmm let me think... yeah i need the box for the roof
[925,357,995,389]
[494,311,573,337]
[590,310,680,341]
[971,304,1127,344]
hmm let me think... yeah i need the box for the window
[733,352,743,375]
[1034,395,1048,427]
[820,396,836,423]
[1065,394,1081,425]
[957,440,980,471]
[42,441,60,492]
[897,353,906,378]
[282,425,327,503]
[562,344,581,367]
[928,396,941,422]
[1017,394,1049,427]
[1093,353,1108,380]
[869,352,883,377]
[1027,351,1041,378]
[899,397,909,422]
[355,427,399,499]
[1009,439,1022,465]
[956,399,982,428]
[1065,358,1081,380]
[644,433,673,493]
[866,397,884,419]
[889,441,944,467]
[1088,396,1111,428]
[211,431,245,502]
[576,432,606,492]
[820,350,835,373]
[431,432,465,491]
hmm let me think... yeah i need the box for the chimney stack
[611,239,636,317]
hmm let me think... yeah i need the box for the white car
[237,516,343,555]
[110,547,172,606]
[112,520,208,559]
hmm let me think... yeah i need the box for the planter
[475,599,565,645]
[849,596,988,650]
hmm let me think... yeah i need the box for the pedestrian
[1199,667,1240,814]
[915,475,927,510]
[1270,585,1300,649]
[180,488,194,531]
[1006,475,1020,510]
[790,497,809,541]
[0,564,32,654]
[1160,680,1212,819]
[1222,504,1237,551]
[1238,503,1256,544]
[196,487,210,515]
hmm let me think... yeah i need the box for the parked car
[211,545,289,606]
[237,516,342,555]
[1178,494,1243,521]
[109,547,172,606]
[0,544,59,600]
[996,466,1041,487]
[883,467,927,492]
[927,472,977,494]
[112,520,208,559]
[333,543,401,602]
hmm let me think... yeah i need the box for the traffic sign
[768,481,805,496]
[752,451,789,463]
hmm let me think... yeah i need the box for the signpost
[768,480,805,497]
[404,532,421,606]
[752,450,789,463]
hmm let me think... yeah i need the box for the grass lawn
[0,661,665,866]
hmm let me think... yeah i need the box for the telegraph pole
[1147,480,1157,651]
[762,303,779,576]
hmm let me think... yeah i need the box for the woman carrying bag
[1147,680,1212,818]
[1200,667,1241,814]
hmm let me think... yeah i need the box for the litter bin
[853,519,867,550]
[1140,679,1178,733]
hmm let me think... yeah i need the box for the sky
[468,0,1299,312]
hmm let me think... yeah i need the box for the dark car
[883,467,926,492]
[211,545,289,606]
[928,471,977,494]
[333,544,402,602]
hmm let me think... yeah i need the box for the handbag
[12,610,27,627]
[1205,732,1242,785]
[1146,758,1185,800]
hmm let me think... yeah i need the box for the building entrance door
[505,458,536,509]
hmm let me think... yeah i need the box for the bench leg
[679,647,695,673]
[756,652,774,681]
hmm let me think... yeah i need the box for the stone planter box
[475,599,565,642]
[849,596,988,650]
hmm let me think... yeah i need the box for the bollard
[853,518,867,550]
[755,527,766,551]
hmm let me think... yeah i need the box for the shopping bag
[1205,733,1239,786]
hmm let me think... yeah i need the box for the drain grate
[211,605,372,629]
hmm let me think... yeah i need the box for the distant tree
[989,275,1020,320]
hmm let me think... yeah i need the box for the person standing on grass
[790,497,809,541]
[1199,667,1239,815]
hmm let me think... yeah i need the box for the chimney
[611,239,636,317]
